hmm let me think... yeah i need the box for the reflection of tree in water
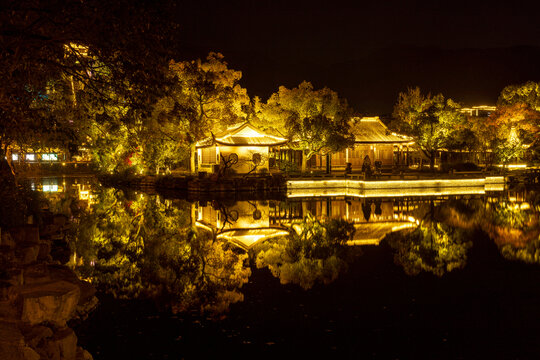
[386,222,472,277]
[386,201,473,277]
[254,215,359,289]
[72,187,250,315]
[414,193,540,267]
[489,190,540,263]
[500,233,540,264]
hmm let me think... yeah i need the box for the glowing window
[12,154,18,161]
[201,147,217,164]
[42,185,58,192]
[25,154,35,161]
[42,153,58,161]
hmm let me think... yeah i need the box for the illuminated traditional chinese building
[197,118,415,175]
[307,117,413,172]
[195,122,288,174]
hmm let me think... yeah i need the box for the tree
[0,0,180,176]
[261,81,354,172]
[492,82,540,164]
[392,87,465,170]
[464,113,499,166]
[485,103,540,165]
[160,53,250,172]
[498,81,540,111]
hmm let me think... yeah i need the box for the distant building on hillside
[460,105,496,117]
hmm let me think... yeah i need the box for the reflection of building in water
[297,198,417,245]
[193,201,289,250]
[31,176,95,206]
[195,198,422,249]
[287,177,505,199]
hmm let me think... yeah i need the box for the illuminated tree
[159,53,250,172]
[255,215,358,289]
[261,81,354,172]
[490,82,540,163]
[484,104,540,165]
[498,81,540,111]
[0,0,180,176]
[392,87,465,170]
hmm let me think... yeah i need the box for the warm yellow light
[287,177,504,198]
[496,164,527,169]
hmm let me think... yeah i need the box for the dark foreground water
[76,236,540,360]
[37,178,540,359]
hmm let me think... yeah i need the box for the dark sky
[172,0,540,114]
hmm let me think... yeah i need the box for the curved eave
[216,226,290,250]
[213,140,289,147]
[354,140,413,144]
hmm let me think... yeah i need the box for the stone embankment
[0,218,96,360]
[99,173,288,199]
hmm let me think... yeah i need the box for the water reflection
[254,214,360,290]
[72,188,250,315]
[34,178,540,314]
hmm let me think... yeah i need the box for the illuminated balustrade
[287,177,505,198]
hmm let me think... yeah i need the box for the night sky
[172,0,540,114]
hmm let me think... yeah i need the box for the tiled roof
[196,122,289,148]
[351,117,412,144]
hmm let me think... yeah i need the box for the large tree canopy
[498,81,540,111]
[162,53,250,172]
[489,82,540,164]
[392,87,465,170]
[260,81,354,172]
[0,0,180,173]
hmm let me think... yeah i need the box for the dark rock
[76,347,93,360]
[7,226,40,245]
[0,321,39,360]
[1,232,16,248]
[6,268,24,286]
[23,264,51,285]
[38,327,77,360]
[47,266,95,305]
[53,215,68,228]
[37,241,51,261]
[19,280,80,326]
[50,240,70,264]
[22,324,53,348]
[15,244,40,265]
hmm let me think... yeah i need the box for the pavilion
[195,122,288,174]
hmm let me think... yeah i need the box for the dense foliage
[255,215,359,289]
[392,87,465,170]
[71,188,250,315]
[0,0,182,174]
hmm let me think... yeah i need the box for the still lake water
[37,177,540,359]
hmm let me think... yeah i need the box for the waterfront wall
[287,176,506,198]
